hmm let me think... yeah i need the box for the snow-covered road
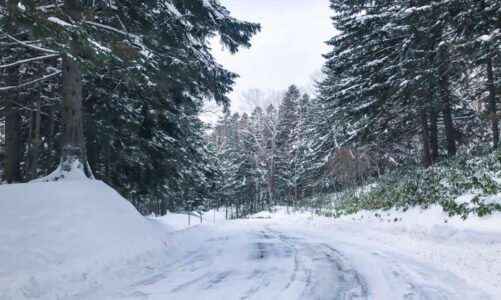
[3,182,498,300]
[85,219,491,300]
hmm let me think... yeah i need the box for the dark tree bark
[30,93,42,179]
[436,29,457,157]
[437,56,456,156]
[86,140,99,176]
[430,107,439,162]
[47,104,55,166]
[58,54,92,177]
[419,107,432,167]
[2,1,22,183]
[3,69,22,183]
[236,199,240,218]
[50,0,93,178]
[442,100,456,156]
[486,57,499,150]
[105,142,111,183]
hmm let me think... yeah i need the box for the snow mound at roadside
[152,209,228,231]
[31,160,90,182]
[0,180,168,300]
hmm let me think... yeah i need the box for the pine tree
[292,93,310,199]
[275,85,301,206]
[452,0,501,149]
[263,104,279,206]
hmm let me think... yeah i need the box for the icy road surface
[86,219,489,300]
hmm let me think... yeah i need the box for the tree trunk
[236,199,240,218]
[430,107,439,162]
[442,99,456,157]
[58,54,92,177]
[47,104,55,154]
[160,197,167,216]
[86,135,99,176]
[419,107,432,167]
[3,3,22,183]
[3,65,22,183]
[439,70,456,156]
[486,57,498,150]
[437,32,456,157]
[105,142,111,183]
[30,93,42,179]
[294,181,298,207]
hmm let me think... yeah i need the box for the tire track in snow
[265,226,369,299]
[86,221,489,300]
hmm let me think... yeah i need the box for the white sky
[202,0,335,122]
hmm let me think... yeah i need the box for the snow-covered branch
[0,31,59,54]
[36,2,64,12]
[84,21,139,40]
[84,20,147,52]
[10,99,50,116]
[0,54,60,69]
[0,70,61,91]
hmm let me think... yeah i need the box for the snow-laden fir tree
[0,0,260,214]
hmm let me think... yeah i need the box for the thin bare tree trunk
[419,107,432,167]
[30,93,42,178]
[3,87,22,183]
[486,57,498,150]
[3,64,22,183]
[442,97,456,156]
[3,2,22,183]
[47,104,55,168]
[438,67,456,156]
[430,107,439,162]
[437,32,456,157]
[105,142,111,183]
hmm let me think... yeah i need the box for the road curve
[82,220,490,300]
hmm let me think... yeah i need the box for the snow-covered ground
[1,180,500,299]
[250,207,501,299]
[0,180,171,299]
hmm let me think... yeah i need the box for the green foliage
[0,0,260,216]
[332,152,501,218]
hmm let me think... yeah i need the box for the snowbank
[0,180,169,300]
[152,209,228,231]
[31,160,91,182]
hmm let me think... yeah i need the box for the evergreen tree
[275,85,301,206]
[0,0,260,215]
[263,104,279,206]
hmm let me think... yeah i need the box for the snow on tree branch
[0,31,59,54]
[0,54,60,69]
[0,70,61,91]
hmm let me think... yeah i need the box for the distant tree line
[212,0,500,215]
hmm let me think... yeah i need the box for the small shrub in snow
[330,152,501,218]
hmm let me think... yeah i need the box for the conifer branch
[0,54,60,69]
[0,70,61,91]
[0,31,59,54]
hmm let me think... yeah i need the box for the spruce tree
[276,85,301,205]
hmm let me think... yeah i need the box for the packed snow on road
[1,180,500,299]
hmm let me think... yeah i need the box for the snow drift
[0,180,168,300]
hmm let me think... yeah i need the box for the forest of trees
[211,0,500,216]
[0,0,500,217]
[0,0,259,214]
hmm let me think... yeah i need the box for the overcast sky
[202,0,335,122]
